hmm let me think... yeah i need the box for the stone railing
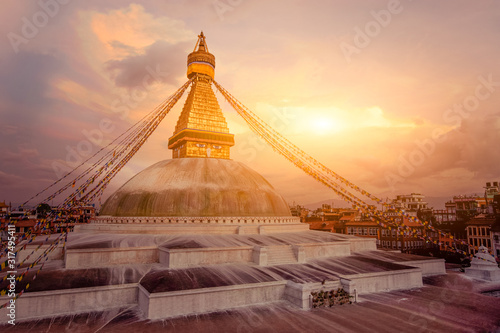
[91,216,300,225]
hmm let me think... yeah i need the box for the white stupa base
[466,264,500,281]
[77,216,306,235]
[465,247,500,281]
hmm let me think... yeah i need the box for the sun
[310,117,340,134]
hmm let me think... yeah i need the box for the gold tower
[168,32,235,159]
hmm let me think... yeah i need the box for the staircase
[266,245,297,265]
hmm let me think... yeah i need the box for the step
[139,281,288,319]
[266,245,297,265]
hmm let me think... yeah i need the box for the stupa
[465,245,500,281]
[84,31,303,235]
[0,33,449,326]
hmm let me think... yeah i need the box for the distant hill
[300,196,457,211]
[424,197,450,210]
[301,198,353,210]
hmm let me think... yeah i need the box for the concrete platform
[139,281,287,320]
[0,231,447,323]
[63,231,375,269]
[354,250,446,276]
[0,284,138,321]
[65,246,159,269]
[2,278,499,332]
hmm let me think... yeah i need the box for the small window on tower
[213,145,222,149]
[196,144,206,148]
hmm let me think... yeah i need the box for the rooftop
[466,215,497,226]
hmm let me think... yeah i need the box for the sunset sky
[1,0,499,208]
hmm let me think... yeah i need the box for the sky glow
[1,1,499,207]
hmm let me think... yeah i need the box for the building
[305,200,444,253]
[433,201,457,224]
[486,192,500,261]
[432,194,480,242]
[453,195,481,223]
[481,181,500,213]
[491,218,500,261]
[378,214,439,253]
[392,193,429,216]
[338,212,356,234]
[461,182,500,256]
[289,204,302,217]
[345,218,379,243]
[0,204,94,236]
[300,206,359,234]
[466,214,495,255]
[306,220,336,232]
[4,216,46,237]
[70,205,96,223]
[0,201,10,216]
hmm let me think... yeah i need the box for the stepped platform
[0,230,448,323]
[353,250,446,276]
[3,274,500,332]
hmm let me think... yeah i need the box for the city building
[491,218,500,261]
[466,214,495,255]
[345,218,379,245]
[306,220,336,233]
[0,201,10,216]
[461,182,500,256]
[392,193,429,216]
[487,191,500,261]
[0,203,95,236]
[432,195,480,241]
[4,208,44,236]
[70,205,96,223]
[300,206,358,234]
[289,204,302,217]
[478,181,500,214]
[338,212,356,234]
[378,215,439,253]
[433,201,457,225]
[453,195,481,224]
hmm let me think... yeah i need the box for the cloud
[371,111,500,196]
[89,3,193,49]
[0,144,58,203]
[0,170,24,188]
[451,113,500,176]
[104,40,188,89]
[1,0,500,208]
[0,125,19,136]
[0,51,59,109]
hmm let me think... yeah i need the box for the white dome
[100,158,291,217]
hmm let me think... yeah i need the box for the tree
[36,203,52,218]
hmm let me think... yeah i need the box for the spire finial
[194,31,208,53]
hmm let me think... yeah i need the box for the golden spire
[168,32,234,159]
